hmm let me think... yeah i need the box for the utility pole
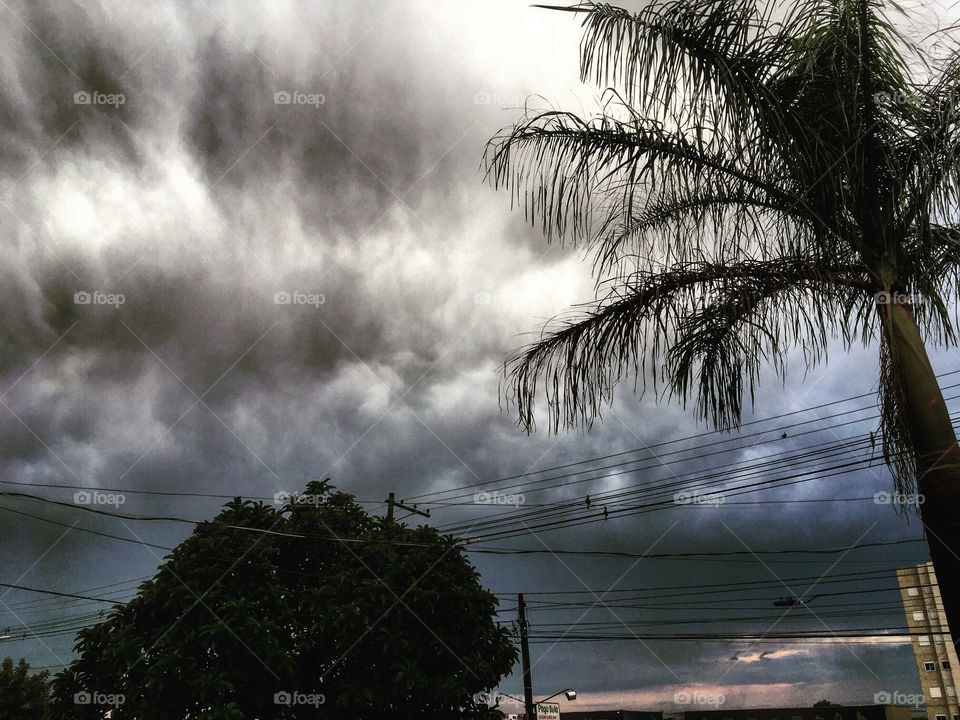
[518,593,535,720]
[384,492,430,522]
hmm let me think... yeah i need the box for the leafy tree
[485,0,960,632]
[52,480,516,719]
[0,657,52,718]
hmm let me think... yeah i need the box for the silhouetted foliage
[485,0,960,493]
[485,0,960,653]
[52,480,516,719]
[0,657,52,719]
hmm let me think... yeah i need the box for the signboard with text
[537,703,560,720]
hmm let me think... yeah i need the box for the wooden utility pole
[384,492,430,522]
[518,592,535,720]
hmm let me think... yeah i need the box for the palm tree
[485,0,960,638]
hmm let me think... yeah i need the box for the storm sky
[0,0,958,712]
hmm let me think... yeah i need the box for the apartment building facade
[897,562,960,720]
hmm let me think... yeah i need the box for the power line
[430,405,959,541]
[0,503,176,552]
[0,566,937,651]
[0,374,954,553]
[492,566,904,595]
[448,409,954,541]
[407,394,880,501]
[0,492,926,559]
[0,581,123,604]
[407,370,960,503]
[430,409,882,506]
[2,577,147,612]
[458,457,889,542]
[0,481,384,506]
[436,395,960,522]
[524,629,926,643]
[438,436,877,536]
[468,537,924,557]
[517,581,935,605]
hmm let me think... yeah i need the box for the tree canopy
[0,657,52,719]
[52,480,516,719]
[485,0,960,492]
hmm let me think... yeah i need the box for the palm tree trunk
[888,302,960,644]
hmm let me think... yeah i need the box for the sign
[537,702,560,720]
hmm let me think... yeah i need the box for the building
[897,562,960,720]
[561,713,663,720]
[507,713,661,720]
[682,705,911,720]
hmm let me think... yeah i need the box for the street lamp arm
[537,688,577,703]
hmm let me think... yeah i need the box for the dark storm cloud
[0,0,948,708]
[0,0,140,167]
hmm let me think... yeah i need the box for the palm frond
[484,106,794,246]
[506,256,872,432]
[904,223,960,341]
[541,0,795,136]
[900,58,960,230]
[489,0,960,500]
[590,183,838,278]
[877,305,915,501]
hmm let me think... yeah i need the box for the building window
[915,611,926,621]
[909,587,920,596]
[943,660,952,670]
[930,687,943,698]
[935,715,946,720]
[947,686,956,697]
[927,662,938,671]
[920,635,932,646]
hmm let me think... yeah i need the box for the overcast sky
[0,0,958,713]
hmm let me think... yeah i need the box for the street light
[538,688,577,702]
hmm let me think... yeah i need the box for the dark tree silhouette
[52,481,516,719]
[485,0,960,636]
[0,657,52,719]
